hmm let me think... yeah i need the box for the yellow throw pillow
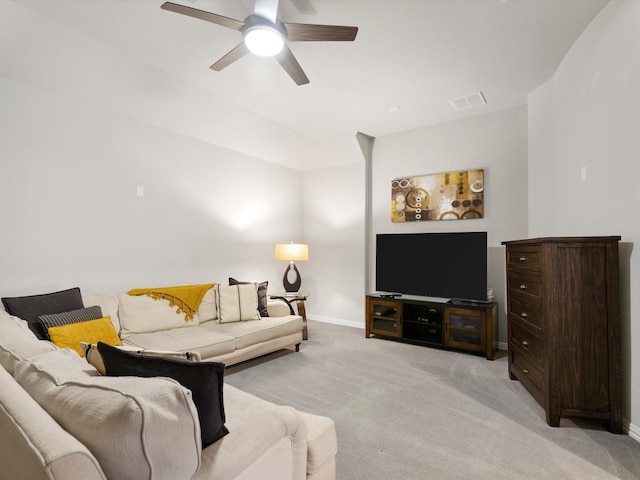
[48,316,122,357]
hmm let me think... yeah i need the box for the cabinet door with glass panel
[366,298,402,338]
[444,307,486,353]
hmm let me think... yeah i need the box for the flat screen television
[375,231,488,302]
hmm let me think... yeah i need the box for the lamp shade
[275,243,309,262]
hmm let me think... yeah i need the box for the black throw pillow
[97,342,228,448]
[229,278,269,317]
[2,287,84,340]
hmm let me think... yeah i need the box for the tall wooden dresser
[502,236,622,433]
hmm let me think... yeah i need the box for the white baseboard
[307,315,364,329]
[627,420,640,443]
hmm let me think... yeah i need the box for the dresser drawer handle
[520,312,528,318]
[519,256,527,262]
[520,284,527,290]
[522,369,529,375]
[522,340,528,346]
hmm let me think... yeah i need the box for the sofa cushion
[13,348,201,480]
[119,293,199,337]
[197,286,218,323]
[229,278,269,317]
[122,326,237,359]
[47,317,123,356]
[98,342,228,447]
[216,284,260,323]
[82,293,121,333]
[38,305,103,339]
[0,311,57,375]
[203,315,303,351]
[2,287,84,340]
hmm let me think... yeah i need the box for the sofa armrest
[195,385,307,480]
[0,365,107,480]
[267,300,292,317]
[297,412,337,480]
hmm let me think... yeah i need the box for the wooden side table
[269,292,309,340]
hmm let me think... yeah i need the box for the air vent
[449,92,487,111]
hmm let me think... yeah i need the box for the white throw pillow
[81,342,201,375]
[118,293,199,338]
[216,284,260,323]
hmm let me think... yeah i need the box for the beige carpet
[225,320,640,480]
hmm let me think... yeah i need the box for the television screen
[375,232,487,301]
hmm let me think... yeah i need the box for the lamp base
[283,262,302,293]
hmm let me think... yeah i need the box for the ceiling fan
[161,0,358,85]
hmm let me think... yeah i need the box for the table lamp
[275,243,309,293]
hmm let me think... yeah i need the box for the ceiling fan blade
[210,42,250,71]
[285,23,358,42]
[161,2,245,31]
[275,45,309,85]
[254,0,279,24]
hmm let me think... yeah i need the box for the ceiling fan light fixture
[244,25,285,57]
[161,2,358,85]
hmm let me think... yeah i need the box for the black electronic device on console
[449,297,492,306]
[378,292,401,298]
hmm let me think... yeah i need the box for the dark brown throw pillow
[2,287,85,340]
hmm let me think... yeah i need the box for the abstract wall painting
[391,169,484,222]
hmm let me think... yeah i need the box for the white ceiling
[4,0,608,170]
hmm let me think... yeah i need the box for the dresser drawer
[506,245,542,273]
[508,296,543,330]
[510,348,544,405]
[509,316,543,368]
[507,271,542,300]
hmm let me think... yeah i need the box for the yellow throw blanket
[127,284,215,322]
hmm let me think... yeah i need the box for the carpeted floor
[225,320,640,479]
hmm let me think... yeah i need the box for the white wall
[0,0,369,330]
[0,77,302,296]
[302,161,366,327]
[369,106,529,342]
[527,0,640,436]
[0,1,318,172]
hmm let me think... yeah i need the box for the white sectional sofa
[83,288,304,367]
[0,286,337,480]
